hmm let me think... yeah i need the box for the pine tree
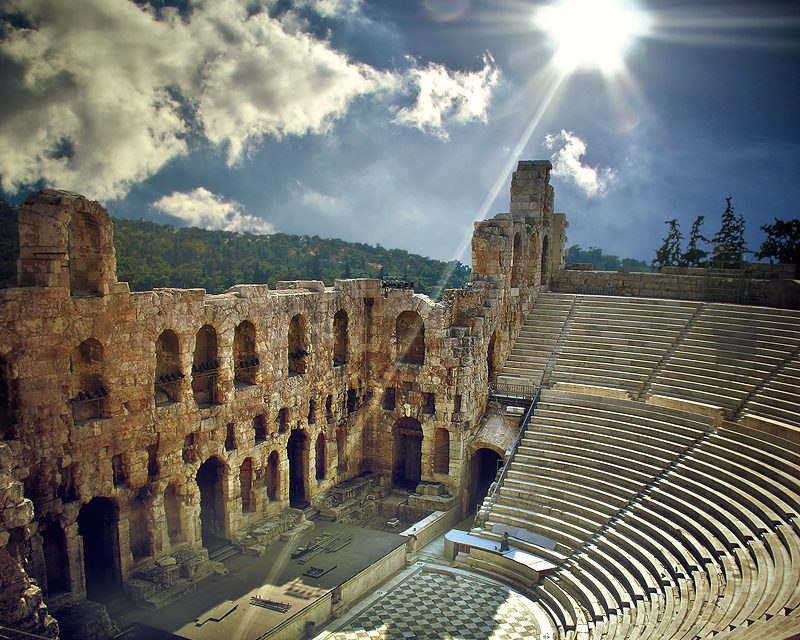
[681,215,709,267]
[756,218,800,277]
[710,197,748,269]
[652,219,683,271]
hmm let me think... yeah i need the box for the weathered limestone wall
[551,268,800,308]
[0,160,562,632]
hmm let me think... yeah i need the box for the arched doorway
[266,450,280,502]
[77,497,121,601]
[287,430,309,507]
[393,417,423,489]
[315,433,326,480]
[468,448,502,513]
[196,458,227,550]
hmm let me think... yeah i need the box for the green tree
[710,197,748,269]
[652,219,683,271]
[756,218,800,276]
[681,215,709,267]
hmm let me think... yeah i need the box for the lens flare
[535,0,651,74]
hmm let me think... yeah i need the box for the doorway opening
[196,457,227,551]
[77,497,121,601]
[287,430,309,507]
[468,448,502,513]
[392,417,423,490]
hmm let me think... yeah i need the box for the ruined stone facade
[0,162,565,634]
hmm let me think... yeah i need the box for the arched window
[254,414,267,445]
[434,428,450,474]
[288,314,309,375]
[396,311,425,365]
[234,320,258,387]
[155,329,182,406]
[71,338,108,424]
[333,309,348,366]
[192,325,220,406]
[510,232,523,287]
[315,433,326,480]
[69,211,104,296]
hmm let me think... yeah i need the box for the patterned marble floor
[320,569,551,640]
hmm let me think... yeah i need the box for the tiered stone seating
[549,296,699,396]
[648,304,800,415]
[469,390,800,639]
[498,292,575,386]
[738,358,800,436]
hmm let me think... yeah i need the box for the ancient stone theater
[1,161,798,639]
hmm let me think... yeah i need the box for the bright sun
[535,0,650,74]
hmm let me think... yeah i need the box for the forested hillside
[0,203,471,298]
[566,244,653,272]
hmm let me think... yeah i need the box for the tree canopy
[756,218,800,277]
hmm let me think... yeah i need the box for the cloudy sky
[1,0,798,264]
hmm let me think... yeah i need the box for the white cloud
[543,130,616,197]
[0,0,498,200]
[393,54,500,140]
[153,188,274,235]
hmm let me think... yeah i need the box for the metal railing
[479,386,541,519]
[489,382,539,401]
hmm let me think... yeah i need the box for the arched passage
[434,428,450,475]
[393,417,423,489]
[196,457,227,550]
[315,433,326,480]
[77,497,121,601]
[42,520,69,597]
[240,458,256,513]
[287,430,309,507]
[468,448,502,513]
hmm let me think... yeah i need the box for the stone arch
[287,430,309,507]
[396,310,425,365]
[510,231,523,287]
[333,309,348,367]
[41,518,69,597]
[234,320,258,387]
[468,448,502,513]
[434,428,450,475]
[315,433,327,480]
[240,458,256,513]
[17,191,116,292]
[196,457,228,549]
[70,338,108,424]
[266,450,280,502]
[0,355,17,439]
[155,329,181,406]
[69,210,105,296]
[128,493,152,562]
[541,234,550,285]
[164,484,183,545]
[393,417,423,489]
[288,314,310,375]
[77,497,122,600]
[192,325,220,407]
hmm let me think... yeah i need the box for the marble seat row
[470,391,800,639]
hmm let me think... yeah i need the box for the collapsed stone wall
[0,161,563,632]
